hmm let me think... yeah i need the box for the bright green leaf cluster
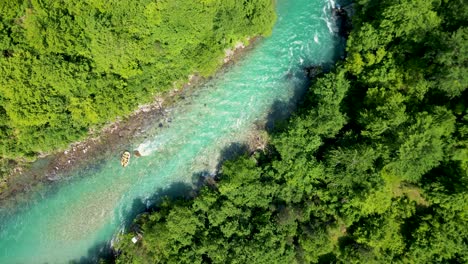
[0,0,276,160]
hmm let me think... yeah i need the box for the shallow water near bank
[0,0,345,262]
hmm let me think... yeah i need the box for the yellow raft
[121,151,131,167]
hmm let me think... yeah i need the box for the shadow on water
[191,141,252,188]
[191,170,213,189]
[189,144,256,200]
[265,65,323,132]
[265,100,294,132]
[71,240,114,264]
[217,142,249,169]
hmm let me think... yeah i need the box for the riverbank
[0,37,261,202]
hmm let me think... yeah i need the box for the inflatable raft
[121,151,131,167]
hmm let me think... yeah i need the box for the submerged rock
[304,65,323,79]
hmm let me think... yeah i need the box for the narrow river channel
[0,0,344,262]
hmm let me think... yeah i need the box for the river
[0,0,345,262]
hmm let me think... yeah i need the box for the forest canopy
[115,0,468,263]
[0,0,276,160]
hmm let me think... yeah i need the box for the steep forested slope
[115,0,467,263]
[0,0,275,160]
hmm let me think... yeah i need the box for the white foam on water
[136,141,153,156]
[314,33,320,44]
[322,17,335,34]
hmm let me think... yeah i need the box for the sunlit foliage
[0,0,276,160]
[116,0,467,263]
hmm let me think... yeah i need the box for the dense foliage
[0,0,275,160]
[116,0,467,263]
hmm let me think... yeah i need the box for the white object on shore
[131,236,139,243]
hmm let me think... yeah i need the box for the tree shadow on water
[265,100,295,132]
[190,142,251,190]
[215,142,249,172]
[265,79,311,132]
[122,182,194,234]
[191,170,213,189]
[70,240,114,264]
[265,64,328,133]
[219,142,249,163]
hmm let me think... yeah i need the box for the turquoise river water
[0,0,345,263]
